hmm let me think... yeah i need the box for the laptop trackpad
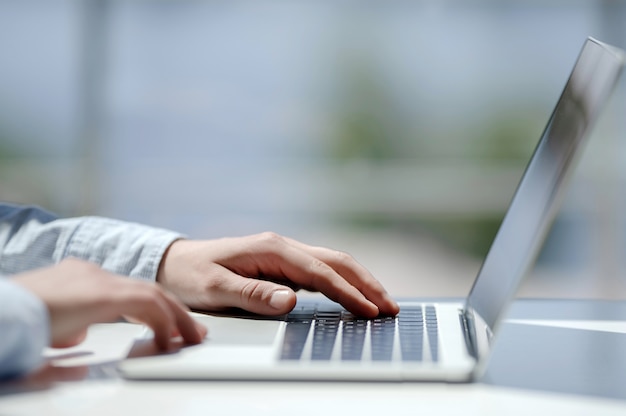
[125,315,281,362]
[120,314,282,370]
[196,314,280,345]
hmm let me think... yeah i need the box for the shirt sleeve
[0,276,49,379]
[0,203,186,378]
[0,203,184,281]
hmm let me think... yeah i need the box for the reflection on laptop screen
[465,39,624,335]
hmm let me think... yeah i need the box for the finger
[283,237,399,315]
[284,257,379,317]
[161,291,207,344]
[136,296,176,351]
[113,282,177,350]
[171,321,208,340]
[208,265,298,315]
[255,239,380,317]
[195,321,209,339]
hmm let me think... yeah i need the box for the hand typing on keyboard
[157,233,400,318]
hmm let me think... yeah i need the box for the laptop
[119,38,624,382]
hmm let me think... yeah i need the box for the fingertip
[177,319,207,345]
[365,287,399,316]
[365,303,381,319]
[351,299,380,319]
[196,322,209,340]
[153,329,172,351]
[382,298,400,316]
[268,289,297,313]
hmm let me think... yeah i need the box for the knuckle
[239,279,268,307]
[303,258,338,290]
[256,231,284,245]
[333,250,353,264]
[308,258,332,275]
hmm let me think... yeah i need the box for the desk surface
[1,299,625,416]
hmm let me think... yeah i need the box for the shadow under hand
[0,363,89,396]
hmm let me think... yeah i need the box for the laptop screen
[465,38,624,341]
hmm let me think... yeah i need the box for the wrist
[156,238,185,284]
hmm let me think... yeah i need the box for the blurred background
[1,0,625,299]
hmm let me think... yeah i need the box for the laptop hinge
[458,309,478,360]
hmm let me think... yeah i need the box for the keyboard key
[425,306,439,362]
[311,311,341,360]
[370,317,395,361]
[279,303,439,363]
[341,320,367,361]
[399,307,424,361]
[280,320,312,360]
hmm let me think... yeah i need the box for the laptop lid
[463,37,624,365]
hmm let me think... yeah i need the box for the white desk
[1,300,626,416]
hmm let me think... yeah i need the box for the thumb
[228,274,297,315]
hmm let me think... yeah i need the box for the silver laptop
[119,38,624,382]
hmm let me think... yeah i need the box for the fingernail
[269,289,292,310]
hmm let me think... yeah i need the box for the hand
[12,258,207,350]
[156,232,399,318]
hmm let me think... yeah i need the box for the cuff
[64,217,185,281]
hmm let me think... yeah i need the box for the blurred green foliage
[0,135,23,160]
[327,53,415,162]
[326,57,542,258]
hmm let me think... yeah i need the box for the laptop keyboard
[280,305,439,362]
